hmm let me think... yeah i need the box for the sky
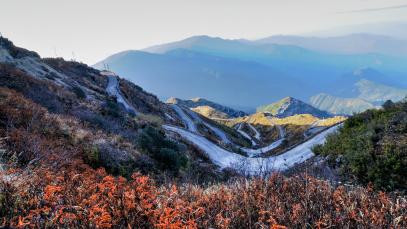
[1,0,407,64]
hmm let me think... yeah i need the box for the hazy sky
[1,0,407,64]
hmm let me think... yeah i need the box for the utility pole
[72,51,76,61]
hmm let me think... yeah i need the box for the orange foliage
[1,163,406,228]
[0,88,406,228]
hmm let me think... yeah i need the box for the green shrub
[102,99,121,118]
[84,145,100,168]
[135,113,164,126]
[137,126,187,172]
[72,86,86,99]
[314,101,407,191]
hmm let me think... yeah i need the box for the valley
[95,35,407,116]
[0,23,406,227]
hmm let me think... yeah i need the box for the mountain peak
[281,96,296,102]
[257,97,331,118]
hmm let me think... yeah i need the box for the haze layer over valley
[1,1,407,227]
[95,28,407,115]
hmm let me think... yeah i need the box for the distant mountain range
[306,21,407,40]
[255,33,407,57]
[257,97,332,118]
[95,33,407,115]
[310,69,407,115]
[94,48,303,110]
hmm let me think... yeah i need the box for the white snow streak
[163,124,341,174]
[304,120,325,138]
[165,113,176,121]
[171,105,198,133]
[185,109,232,144]
[106,74,138,115]
[248,123,261,140]
[236,123,257,146]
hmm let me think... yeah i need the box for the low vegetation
[314,100,407,191]
[1,88,405,228]
[1,37,406,228]
[1,167,406,228]
[137,126,187,173]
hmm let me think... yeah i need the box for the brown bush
[0,85,406,228]
[1,162,406,228]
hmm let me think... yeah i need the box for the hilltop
[257,97,332,118]
[310,68,407,115]
[167,97,247,118]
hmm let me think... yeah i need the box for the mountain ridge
[95,34,407,112]
[255,33,407,57]
[257,97,332,118]
[167,97,247,118]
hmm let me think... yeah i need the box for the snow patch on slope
[163,124,341,174]
[185,109,232,144]
[104,72,138,115]
[171,105,198,133]
[236,123,257,146]
[247,123,261,140]
[0,46,69,87]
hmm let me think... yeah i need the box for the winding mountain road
[239,122,287,157]
[163,124,341,174]
[236,123,257,146]
[241,138,285,157]
[171,105,198,133]
[276,125,286,138]
[248,123,261,140]
[101,72,339,173]
[105,73,138,115]
[304,120,325,138]
[185,109,232,144]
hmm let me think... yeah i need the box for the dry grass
[135,113,164,126]
[191,106,229,119]
[1,168,406,228]
[317,116,347,126]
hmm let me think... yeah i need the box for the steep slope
[0,37,225,182]
[257,97,332,118]
[167,97,247,118]
[313,100,407,191]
